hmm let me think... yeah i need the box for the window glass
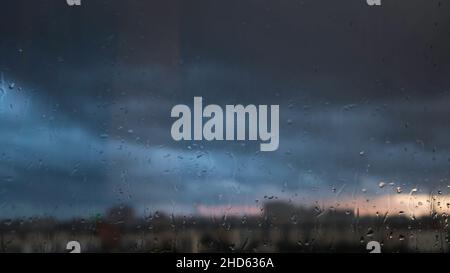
[0,0,449,253]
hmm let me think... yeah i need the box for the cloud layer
[0,0,449,218]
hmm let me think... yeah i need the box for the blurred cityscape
[0,201,449,253]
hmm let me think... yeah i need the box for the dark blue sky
[0,0,449,218]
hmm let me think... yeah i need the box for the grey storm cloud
[1,0,450,218]
[2,62,450,218]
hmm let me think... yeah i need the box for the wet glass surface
[1,0,450,252]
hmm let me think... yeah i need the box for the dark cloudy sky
[0,0,450,218]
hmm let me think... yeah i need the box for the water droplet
[366,228,374,237]
[290,214,298,224]
[378,182,386,188]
